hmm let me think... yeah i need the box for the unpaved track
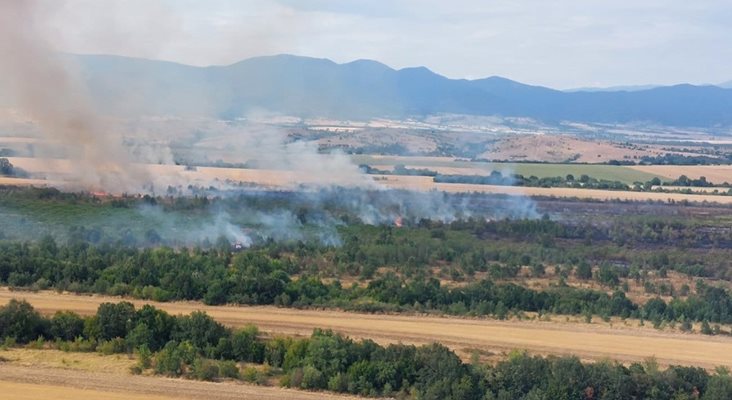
[0,364,360,400]
[2,288,731,369]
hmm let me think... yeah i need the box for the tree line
[1,299,730,400]
[0,234,730,325]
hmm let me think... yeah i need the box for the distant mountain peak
[50,53,732,128]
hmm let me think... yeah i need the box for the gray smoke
[0,2,539,248]
[0,1,153,193]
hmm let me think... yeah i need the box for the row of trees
[1,299,730,399]
[434,172,632,190]
[1,236,731,324]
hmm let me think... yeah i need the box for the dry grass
[379,175,732,204]
[2,288,731,370]
[0,348,136,374]
[631,165,732,184]
[483,134,667,163]
[0,364,360,400]
[5,156,732,203]
[0,381,177,400]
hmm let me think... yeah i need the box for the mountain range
[35,54,732,127]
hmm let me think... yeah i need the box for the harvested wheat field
[0,176,55,186]
[379,175,732,204]
[2,289,731,370]
[0,364,361,400]
[631,165,732,184]
[6,156,732,203]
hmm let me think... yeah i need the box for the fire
[394,216,403,228]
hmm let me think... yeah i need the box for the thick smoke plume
[0,1,150,192]
[0,2,370,194]
[0,2,539,247]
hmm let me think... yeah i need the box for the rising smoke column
[0,1,150,192]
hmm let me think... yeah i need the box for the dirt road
[0,364,360,400]
[2,288,731,370]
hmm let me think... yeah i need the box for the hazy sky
[38,0,732,89]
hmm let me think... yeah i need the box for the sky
[35,0,732,89]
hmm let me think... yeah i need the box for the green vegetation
[1,188,731,326]
[2,299,731,400]
[1,215,732,325]
[1,187,732,398]
[493,162,661,184]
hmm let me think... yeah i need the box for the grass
[490,163,662,184]
[0,347,136,374]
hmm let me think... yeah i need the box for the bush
[97,338,126,355]
[301,365,325,389]
[154,341,196,377]
[231,325,264,363]
[218,360,240,379]
[191,357,220,381]
[137,344,153,369]
[242,366,259,383]
[70,337,97,352]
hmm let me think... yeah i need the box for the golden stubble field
[378,175,732,204]
[2,288,731,371]
[5,156,732,204]
[0,363,361,400]
[631,165,732,184]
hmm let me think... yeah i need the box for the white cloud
[35,0,732,88]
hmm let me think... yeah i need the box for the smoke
[0,1,153,192]
[0,2,539,246]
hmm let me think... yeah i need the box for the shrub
[242,366,259,383]
[301,365,325,389]
[137,344,153,369]
[218,360,240,379]
[97,338,126,355]
[191,357,220,381]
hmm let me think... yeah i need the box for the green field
[352,155,663,184]
[492,163,662,184]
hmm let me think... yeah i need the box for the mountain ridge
[38,54,732,127]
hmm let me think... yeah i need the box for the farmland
[0,363,360,400]
[631,165,732,184]
[355,155,664,184]
[2,289,731,370]
[3,156,732,204]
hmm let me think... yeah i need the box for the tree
[703,375,732,400]
[126,322,153,351]
[0,299,48,343]
[50,311,84,341]
[135,304,176,351]
[231,325,264,363]
[0,158,14,175]
[96,302,136,340]
[576,261,592,280]
[173,311,228,351]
